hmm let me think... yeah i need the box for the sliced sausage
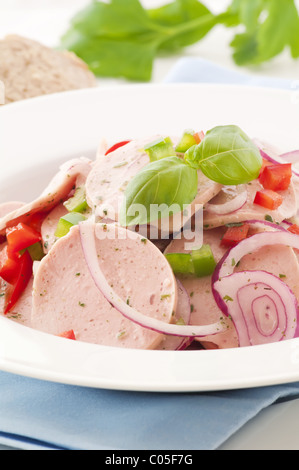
[86,137,222,238]
[0,201,25,218]
[0,276,33,327]
[203,178,297,229]
[165,224,299,349]
[165,228,238,349]
[32,223,178,349]
[0,157,93,235]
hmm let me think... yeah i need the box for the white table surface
[1,0,299,451]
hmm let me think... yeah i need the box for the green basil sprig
[184,125,262,185]
[119,156,198,227]
[119,125,262,227]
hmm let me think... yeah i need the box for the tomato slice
[259,163,292,191]
[4,250,33,314]
[6,222,42,253]
[105,140,131,155]
[221,224,250,248]
[253,189,283,210]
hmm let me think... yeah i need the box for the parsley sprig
[60,0,299,82]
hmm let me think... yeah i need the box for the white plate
[1,83,299,393]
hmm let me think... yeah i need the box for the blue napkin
[1,58,299,451]
[164,57,293,89]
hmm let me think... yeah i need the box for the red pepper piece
[4,250,33,314]
[253,189,283,210]
[26,212,48,232]
[193,131,205,144]
[6,222,42,253]
[0,245,20,284]
[105,140,131,155]
[221,224,250,248]
[259,163,292,191]
[58,330,76,340]
[287,224,299,235]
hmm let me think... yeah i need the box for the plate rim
[1,82,299,392]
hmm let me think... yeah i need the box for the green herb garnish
[120,125,262,226]
[60,0,299,82]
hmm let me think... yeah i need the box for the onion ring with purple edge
[79,220,226,338]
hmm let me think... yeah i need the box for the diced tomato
[0,245,19,284]
[58,330,76,340]
[253,189,283,210]
[105,140,131,155]
[221,224,250,248]
[259,159,272,176]
[259,163,292,191]
[6,222,42,253]
[4,250,33,314]
[26,212,48,232]
[287,224,299,235]
[193,131,205,144]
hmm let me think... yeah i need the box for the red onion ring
[204,185,247,215]
[280,150,299,164]
[253,139,299,178]
[212,229,299,346]
[213,270,299,347]
[157,279,193,350]
[79,220,226,338]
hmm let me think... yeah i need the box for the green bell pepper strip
[144,137,175,161]
[165,244,216,278]
[64,186,89,213]
[191,244,217,277]
[164,253,194,275]
[55,212,87,238]
[175,130,197,153]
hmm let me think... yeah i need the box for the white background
[1,0,299,451]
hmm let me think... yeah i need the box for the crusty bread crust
[0,35,97,103]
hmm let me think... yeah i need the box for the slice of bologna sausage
[32,223,178,349]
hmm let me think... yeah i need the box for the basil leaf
[119,156,198,227]
[184,125,262,185]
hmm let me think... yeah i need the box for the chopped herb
[126,297,130,305]
[223,295,233,302]
[78,301,86,307]
[225,222,244,228]
[161,294,170,300]
[265,214,273,222]
[113,161,128,169]
[117,331,126,339]
[75,272,81,276]
[231,258,236,267]
[279,274,286,278]
[176,317,186,326]
[141,238,147,244]
[190,304,194,313]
